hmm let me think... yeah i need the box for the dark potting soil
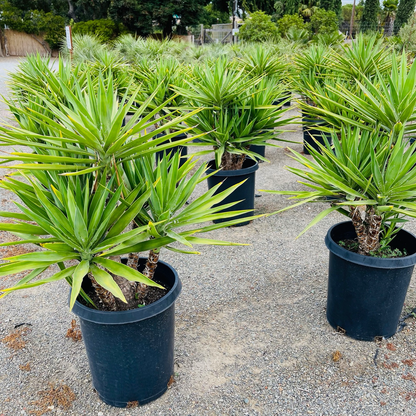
[79,277,169,312]
[338,239,407,258]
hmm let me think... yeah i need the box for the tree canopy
[394,0,416,33]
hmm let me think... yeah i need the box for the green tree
[285,0,301,14]
[200,3,230,27]
[72,19,128,42]
[361,0,380,32]
[0,0,65,49]
[73,0,111,21]
[238,10,278,41]
[309,7,339,33]
[394,0,416,33]
[242,0,276,14]
[8,0,68,15]
[341,4,364,22]
[299,0,319,21]
[108,0,210,37]
[383,0,398,36]
[320,0,333,11]
[332,0,342,17]
[277,13,307,36]
[399,14,416,53]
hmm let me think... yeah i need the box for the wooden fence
[0,30,51,57]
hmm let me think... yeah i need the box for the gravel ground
[1,57,416,416]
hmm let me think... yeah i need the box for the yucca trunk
[349,205,382,256]
[221,151,246,171]
[89,256,137,311]
[135,249,160,304]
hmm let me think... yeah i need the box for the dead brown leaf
[386,343,396,352]
[65,320,82,342]
[332,350,342,362]
[167,375,175,388]
[382,362,399,370]
[1,327,31,351]
[29,383,76,416]
[19,362,31,371]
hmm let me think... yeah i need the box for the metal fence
[187,24,234,45]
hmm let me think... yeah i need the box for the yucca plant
[112,34,147,64]
[299,53,416,135]
[286,27,310,45]
[0,70,201,176]
[237,45,288,81]
[134,57,189,123]
[311,32,344,47]
[0,173,161,310]
[61,34,108,64]
[0,59,263,311]
[0,50,267,406]
[78,49,136,98]
[175,58,293,170]
[332,33,394,84]
[0,154,258,310]
[293,43,334,106]
[7,55,87,109]
[263,125,416,256]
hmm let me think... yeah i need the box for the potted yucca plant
[298,53,416,137]
[293,44,334,154]
[175,58,293,226]
[0,61,260,407]
[237,45,292,158]
[134,57,190,165]
[262,125,416,341]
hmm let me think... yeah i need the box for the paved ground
[0,57,22,120]
[1,57,416,416]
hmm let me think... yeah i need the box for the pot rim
[71,259,182,325]
[325,221,416,269]
[206,158,259,177]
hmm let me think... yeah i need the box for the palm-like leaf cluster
[264,126,416,253]
[175,58,294,169]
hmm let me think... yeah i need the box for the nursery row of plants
[2,34,416,407]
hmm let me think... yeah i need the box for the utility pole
[349,0,356,39]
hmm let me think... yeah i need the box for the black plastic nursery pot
[155,133,188,167]
[206,158,259,227]
[72,259,182,407]
[325,221,416,341]
[273,92,291,108]
[249,144,266,158]
[302,117,332,155]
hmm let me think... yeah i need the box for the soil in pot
[325,221,416,341]
[206,158,259,227]
[72,259,182,407]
